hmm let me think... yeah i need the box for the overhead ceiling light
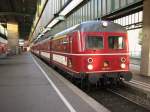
[47,19,59,28]
[37,33,44,39]
[59,0,84,16]
[41,34,44,36]
[102,21,108,27]
[37,35,40,39]
[56,15,65,21]
[0,37,7,44]
[43,27,51,34]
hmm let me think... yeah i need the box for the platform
[130,58,150,84]
[0,52,109,112]
[126,58,150,94]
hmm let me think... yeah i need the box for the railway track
[85,87,150,112]
[106,87,150,111]
[59,71,150,112]
[58,71,150,112]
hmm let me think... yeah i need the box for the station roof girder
[0,0,37,40]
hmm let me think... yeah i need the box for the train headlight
[87,58,93,63]
[121,63,126,69]
[87,64,93,70]
[102,21,108,27]
[121,57,126,63]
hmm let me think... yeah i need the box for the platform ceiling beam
[0,12,33,17]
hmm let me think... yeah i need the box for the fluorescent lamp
[19,42,24,46]
[0,37,7,44]
[43,27,51,34]
[56,15,65,21]
[41,34,44,36]
[37,36,40,39]
[37,33,44,39]
[59,0,84,16]
[47,19,59,28]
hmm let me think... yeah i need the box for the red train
[0,37,8,57]
[31,21,132,84]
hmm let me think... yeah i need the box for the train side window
[86,36,103,49]
[62,38,69,45]
[108,36,125,49]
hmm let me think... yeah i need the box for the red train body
[0,37,8,57]
[31,21,132,83]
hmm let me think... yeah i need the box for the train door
[50,39,53,62]
[69,35,73,53]
[65,35,71,53]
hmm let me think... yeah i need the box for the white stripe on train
[51,51,129,56]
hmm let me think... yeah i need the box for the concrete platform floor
[0,52,109,112]
[130,58,150,84]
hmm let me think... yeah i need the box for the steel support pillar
[140,0,150,76]
[7,22,19,55]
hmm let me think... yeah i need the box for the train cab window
[108,36,125,49]
[86,36,103,49]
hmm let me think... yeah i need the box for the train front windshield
[108,36,125,49]
[86,36,103,49]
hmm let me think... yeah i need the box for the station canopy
[0,0,37,40]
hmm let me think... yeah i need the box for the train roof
[54,21,127,37]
